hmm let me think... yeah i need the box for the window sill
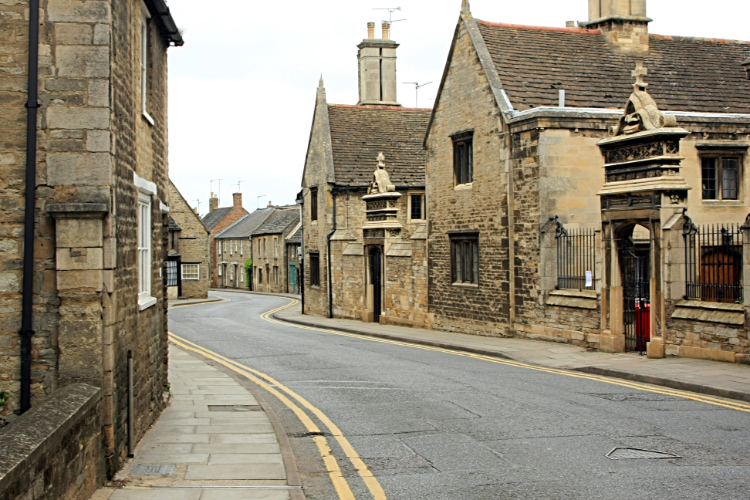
[701,199,744,206]
[142,110,155,126]
[138,296,157,311]
[452,282,479,288]
[408,219,426,224]
[455,183,473,191]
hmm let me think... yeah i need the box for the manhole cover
[207,405,261,412]
[606,448,681,460]
[131,464,175,476]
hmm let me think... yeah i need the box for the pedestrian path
[276,305,750,403]
[91,345,301,500]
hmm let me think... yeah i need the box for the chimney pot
[382,22,390,40]
[232,192,242,208]
[566,21,575,28]
[367,22,375,39]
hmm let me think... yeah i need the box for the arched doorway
[618,223,651,354]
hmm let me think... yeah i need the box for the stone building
[0,0,183,482]
[252,208,300,294]
[214,206,274,289]
[167,181,209,299]
[301,23,431,325]
[201,192,248,287]
[286,224,302,294]
[424,0,750,362]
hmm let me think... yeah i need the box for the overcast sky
[167,0,748,217]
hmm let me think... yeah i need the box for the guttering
[20,0,40,414]
[144,0,184,46]
[326,188,337,319]
[505,106,750,124]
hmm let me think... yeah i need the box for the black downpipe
[20,0,40,414]
[326,188,337,319]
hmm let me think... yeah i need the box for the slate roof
[168,216,181,232]
[286,225,302,244]
[201,207,233,231]
[215,207,275,239]
[327,105,431,188]
[252,209,300,237]
[475,21,750,114]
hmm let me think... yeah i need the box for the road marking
[168,334,357,500]
[169,297,230,309]
[170,333,386,500]
[260,298,750,415]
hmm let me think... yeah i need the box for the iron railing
[555,220,597,290]
[684,216,743,303]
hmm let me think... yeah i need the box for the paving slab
[90,345,296,499]
[276,305,750,403]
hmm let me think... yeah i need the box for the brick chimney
[232,192,242,209]
[357,22,401,106]
[209,192,218,213]
[584,0,651,54]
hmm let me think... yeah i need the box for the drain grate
[606,448,681,460]
[207,405,261,412]
[131,464,175,476]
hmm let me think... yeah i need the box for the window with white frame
[218,265,222,277]
[230,240,233,255]
[134,172,157,310]
[274,238,278,258]
[182,264,200,280]
[218,240,222,255]
[241,240,244,256]
[240,266,244,283]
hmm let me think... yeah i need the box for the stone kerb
[0,384,104,500]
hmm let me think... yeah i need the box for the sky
[167,0,748,218]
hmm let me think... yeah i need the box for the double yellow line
[168,329,386,500]
[261,299,750,415]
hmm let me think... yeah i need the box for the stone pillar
[601,226,625,353]
[48,204,108,388]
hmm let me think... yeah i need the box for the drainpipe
[298,199,304,308]
[326,187,337,319]
[20,0,40,414]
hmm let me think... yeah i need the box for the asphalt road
[169,292,750,499]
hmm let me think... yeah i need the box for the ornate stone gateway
[597,63,691,354]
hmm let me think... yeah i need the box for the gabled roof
[252,209,300,237]
[215,207,275,239]
[286,224,302,244]
[475,21,750,114]
[201,207,233,231]
[168,216,181,231]
[327,105,431,188]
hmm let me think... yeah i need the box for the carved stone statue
[611,61,677,136]
[368,152,396,194]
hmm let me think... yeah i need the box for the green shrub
[245,259,253,289]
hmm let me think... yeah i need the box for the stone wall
[168,182,209,299]
[425,21,512,336]
[0,384,104,500]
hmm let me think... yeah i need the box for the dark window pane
[702,158,717,199]
[450,236,479,284]
[310,188,318,221]
[411,195,423,220]
[310,254,320,286]
[453,135,474,186]
[467,142,473,183]
[722,158,739,200]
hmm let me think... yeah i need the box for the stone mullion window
[450,234,479,284]
[310,188,318,221]
[310,253,321,286]
[452,132,474,186]
[702,155,741,201]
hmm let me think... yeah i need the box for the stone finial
[368,152,396,194]
[461,0,471,17]
[319,75,324,89]
[632,60,648,90]
[610,61,677,136]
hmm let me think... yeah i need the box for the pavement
[91,344,304,500]
[169,297,224,308]
[275,305,750,404]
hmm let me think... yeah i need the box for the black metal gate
[620,246,650,354]
[370,247,382,323]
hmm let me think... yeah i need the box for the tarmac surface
[102,291,750,499]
